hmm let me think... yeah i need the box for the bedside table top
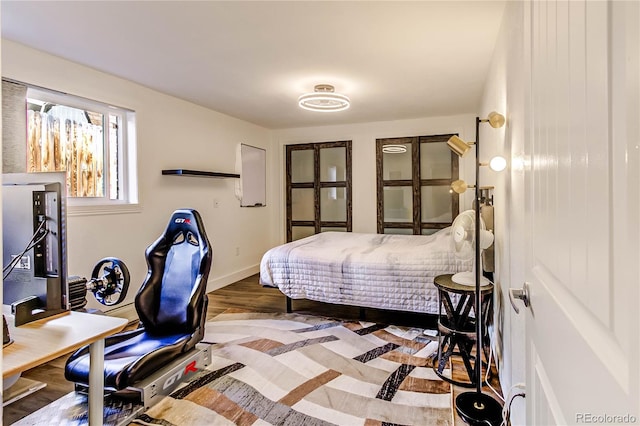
[434,274,494,294]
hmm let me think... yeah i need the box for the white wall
[273,114,478,239]
[1,39,480,318]
[1,14,3,318]
[2,40,277,312]
[479,1,526,424]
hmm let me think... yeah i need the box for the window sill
[67,203,142,217]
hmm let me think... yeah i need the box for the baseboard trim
[103,264,260,323]
[206,264,260,293]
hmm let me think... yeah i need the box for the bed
[260,227,473,315]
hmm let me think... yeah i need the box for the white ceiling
[1,1,506,129]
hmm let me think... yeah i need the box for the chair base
[74,342,212,417]
[9,390,145,426]
[18,343,211,426]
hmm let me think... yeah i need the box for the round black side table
[432,273,493,387]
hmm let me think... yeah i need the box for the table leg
[88,338,105,425]
[457,337,476,382]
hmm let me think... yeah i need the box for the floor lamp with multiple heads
[447,112,506,426]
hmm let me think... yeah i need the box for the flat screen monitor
[3,172,69,325]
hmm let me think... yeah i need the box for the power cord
[484,343,505,402]
[501,385,526,426]
[3,218,48,280]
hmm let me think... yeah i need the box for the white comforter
[260,228,472,314]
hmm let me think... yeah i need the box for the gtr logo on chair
[174,218,191,224]
[162,360,198,390]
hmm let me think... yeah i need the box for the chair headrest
[163,209,208,248]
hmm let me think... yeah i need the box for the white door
[522,1,639,424]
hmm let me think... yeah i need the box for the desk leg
[88,338,105,425]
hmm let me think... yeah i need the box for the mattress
[260,228,473,314]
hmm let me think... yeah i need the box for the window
[24,86,137,206]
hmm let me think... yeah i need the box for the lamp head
[489,156,507,172]
[451,179,474,194]
[447,135,473,157]
[487,111,506,128]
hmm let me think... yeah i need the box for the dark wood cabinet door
[286,141,352,242]
[376,134,459,234]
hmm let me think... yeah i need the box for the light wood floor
[3,274,502,425]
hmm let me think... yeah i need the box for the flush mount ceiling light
[298,84,350,112]
[382,144,407,154]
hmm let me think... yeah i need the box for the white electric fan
[451,210,494,286]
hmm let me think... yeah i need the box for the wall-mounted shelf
[162,169,240,179]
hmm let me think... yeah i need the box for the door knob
[509,282,530,314]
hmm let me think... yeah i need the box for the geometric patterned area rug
[133,309,453,426]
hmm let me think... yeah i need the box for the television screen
[3,172,68,325]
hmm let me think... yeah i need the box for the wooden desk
[2,307,127,425]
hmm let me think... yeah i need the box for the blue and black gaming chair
[65,209,212,391]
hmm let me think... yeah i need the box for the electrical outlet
[213,199,220,208]
[235,247,240,256]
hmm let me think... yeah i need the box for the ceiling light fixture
[298,84,350,112]
[382,144,407,154]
